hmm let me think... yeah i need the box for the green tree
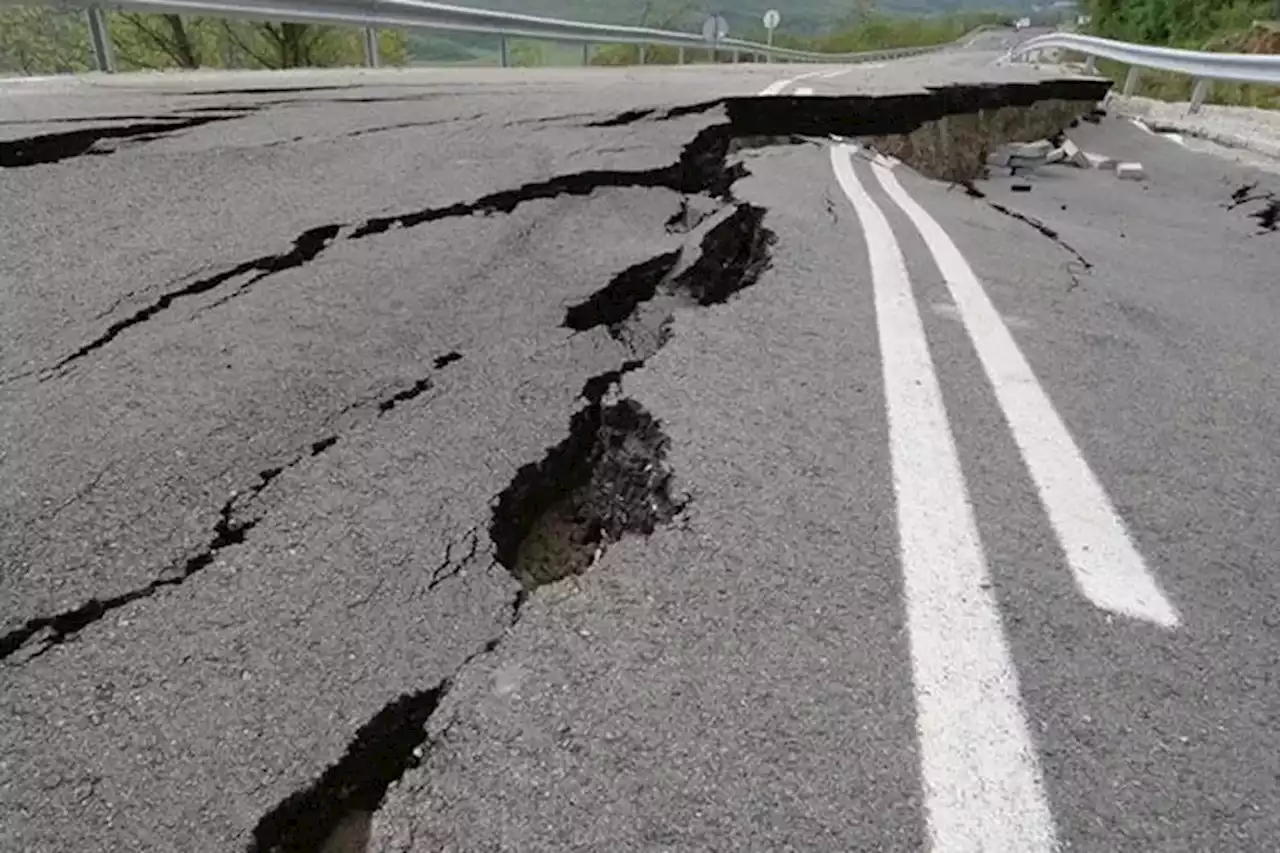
[510,39,546,67]
[1085,0,1272,46]
[0,7,90,75]
[114,13,203,67]
[0,7,409,74]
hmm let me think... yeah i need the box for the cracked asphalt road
[4,44,1280,853]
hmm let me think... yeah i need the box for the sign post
[702,13,729,62]
[763,8,781,63]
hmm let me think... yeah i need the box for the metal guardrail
[12,0,999,73]
[1007,31,1280,113]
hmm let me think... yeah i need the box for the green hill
[410,0,1037,63]
[445,0,1033,36]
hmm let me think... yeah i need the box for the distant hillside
[445,0,1033,37]
[404,0,1038,65]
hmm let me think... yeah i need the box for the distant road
[3,34,1279,853]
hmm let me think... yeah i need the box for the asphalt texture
[3,35,1279,853]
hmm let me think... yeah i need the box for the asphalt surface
[3,33,1279,853]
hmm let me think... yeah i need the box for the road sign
[762,8,780,58]
[702,14,729,44]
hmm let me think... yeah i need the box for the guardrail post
[1083,55,1096,74]
[677,46,684,65]
[731,48,739,63]
[499,35,509,67]
[85,6,116,73]
[1123,66,1141,95]
[582,43,590,66]
[637,44,645,65]
[1189,78,1211,114]
[362,27,380,68]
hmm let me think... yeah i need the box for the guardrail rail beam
[1008,31,1280,115]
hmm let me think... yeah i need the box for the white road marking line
[829,144,1058,853]
[821,67,855,77]
[757,69,828,96]
[1128,117,1188,147]
[795,86,815,95]
[871,161,1181,629]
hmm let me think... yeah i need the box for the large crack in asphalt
[43,224,343,377]
[248,683,449,853]
[33,122,738,380]
[244,394,689,852]
[0,351,466,664]
[241,110,778,852]
[9,80,1112,849]
[32,78,1109,382]
[0,114,243,168]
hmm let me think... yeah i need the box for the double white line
[830,144,1180,851]
[756,67,852,96]
[751,67,1180,849]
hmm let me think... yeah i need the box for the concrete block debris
[1116,162,1146,181]
[1085,151,1116,170]
[1058,139,1091,168]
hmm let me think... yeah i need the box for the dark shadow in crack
[247,684,448,853]
[489,399,684,594]
[0,114,241,168]
[580,360,644,404]
[45,224,342,377]
[562,251,682,334]
[586,107,656,127]
[0,491,259,662]
[669,203,775,306]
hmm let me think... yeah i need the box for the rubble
[1116,162,1147,181]
[1085,151,1116,170]
[1058,138,1091,168]
[986,130,1134,182]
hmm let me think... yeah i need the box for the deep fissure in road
[0,114,242,168]
[243,399,686,853]
[36,77,1109,380]
[563,204,775,346]
[247,684,448,853]
[489,399,684,594]
[239,133,781,850]
[563,250,684,334]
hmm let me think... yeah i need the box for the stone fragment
[1116,161,1146,181]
